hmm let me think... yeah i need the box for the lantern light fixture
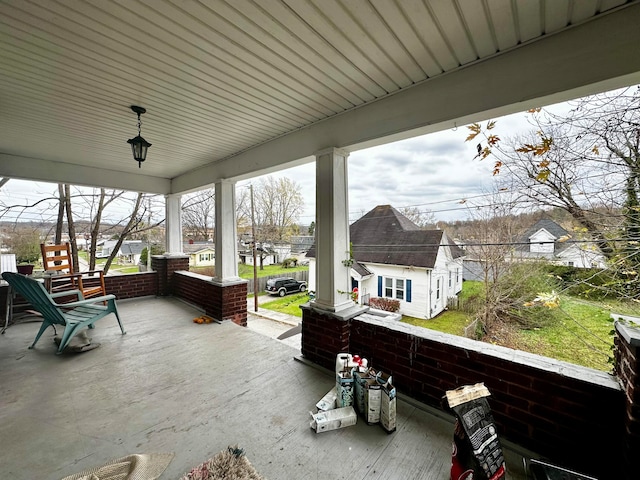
[127,105,151,168]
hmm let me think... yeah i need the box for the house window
[379,276,410,302]
[396,279,404,300]
[456,268,460,283]
[436,278,441,300]
[567,261,574,267]
[448,271,452,288]
[385,277,393,297]
[199,253,213,262]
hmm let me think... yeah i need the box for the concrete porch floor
[0,297,529,479]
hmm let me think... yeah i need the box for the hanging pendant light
[127,105,152,168]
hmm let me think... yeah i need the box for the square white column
[312,147,353,312]
[213,180,240,283]
[165,194,183,254]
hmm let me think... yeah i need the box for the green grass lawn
[514,297,616,371]
[402,310,472,336]
[260,292,309,317]
[399,281,622,371]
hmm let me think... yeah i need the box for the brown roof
[307,205,454,269]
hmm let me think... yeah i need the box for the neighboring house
[306,205,464,319]
[290,235,315,254]
[183,241,215,267]
[238,242,279,267]
[96,240,144,264]
[516,218,606,268]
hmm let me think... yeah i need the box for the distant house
[96,240,144,264]
[183,241,215,267]
[306,205,464,319]
[290,235,315,254]
[516,218,606,268]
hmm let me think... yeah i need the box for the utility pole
[250,184,258,313]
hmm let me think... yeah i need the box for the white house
[183,241,216,267]
[307,205,464,319]
[516,218,606,269]
[96,240,144,264]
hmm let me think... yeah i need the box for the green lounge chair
[1,272,126,354]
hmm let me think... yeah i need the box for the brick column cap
[615,319,640,347]
[151,254,190,259]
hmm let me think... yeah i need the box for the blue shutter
[406,279,412,303]
[378,276,383,297]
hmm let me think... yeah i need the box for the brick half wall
[174,271,248,326]
[302,307,625,479]
[615,321,640,479]
[104,272,157,299]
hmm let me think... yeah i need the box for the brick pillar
[614,320,640,478]
[212,280,248,326]
[151,255,189,296]
[301,303,365,371]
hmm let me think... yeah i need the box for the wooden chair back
[41,242,75,273]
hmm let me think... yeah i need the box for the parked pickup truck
[265,277,307,297]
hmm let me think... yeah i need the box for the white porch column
[213,180,240,282]
[312,147,353,312]
[165,194,183,254]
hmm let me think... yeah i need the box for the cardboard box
[310,406,358,433]
[380,382,397,433]
[364,378,382,424]
[446,383,505,480]
[336,370,354,407]
[353,368,375,415]
[316,387,338,411]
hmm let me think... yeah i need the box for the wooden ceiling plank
[427,0,478,66]
[340,0,426,84]
[56,0,330,123]
[401,0,460,71]
[370,0,442,78]
[484,0,518,51]
[232,0,371,105]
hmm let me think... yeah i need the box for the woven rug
[179,446,265,480]
[61,453,174,480]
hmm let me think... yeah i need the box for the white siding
[362,264,429,319]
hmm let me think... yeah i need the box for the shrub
[369,297,400,312]
[139,244,164,265]
[281,258,298,268]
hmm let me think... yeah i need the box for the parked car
[265,277,307,296]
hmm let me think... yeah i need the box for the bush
[545,265,616,300]
[139,244,164,265]
[281,258,298,268]
[369,297,400,312]
[9,230,41,264]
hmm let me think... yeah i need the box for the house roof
[352,262,373,277]
[119,242,145,256]
[183,242,215,254]
[518,218,571,253]
[307,205,460,269]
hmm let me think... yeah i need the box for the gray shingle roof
[307,205,451,269]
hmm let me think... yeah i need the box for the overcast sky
[241,109,536,225]
[0,108,542,226]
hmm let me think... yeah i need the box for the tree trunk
[64,184,80,271]
[103,193,144,274]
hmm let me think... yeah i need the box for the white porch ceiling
[1,0,640,194]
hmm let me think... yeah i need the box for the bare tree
[182,188,215,241]
[399,206,436,228]
[463,188,557,339]
[250,177,304,242]
[468,86,640,299]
